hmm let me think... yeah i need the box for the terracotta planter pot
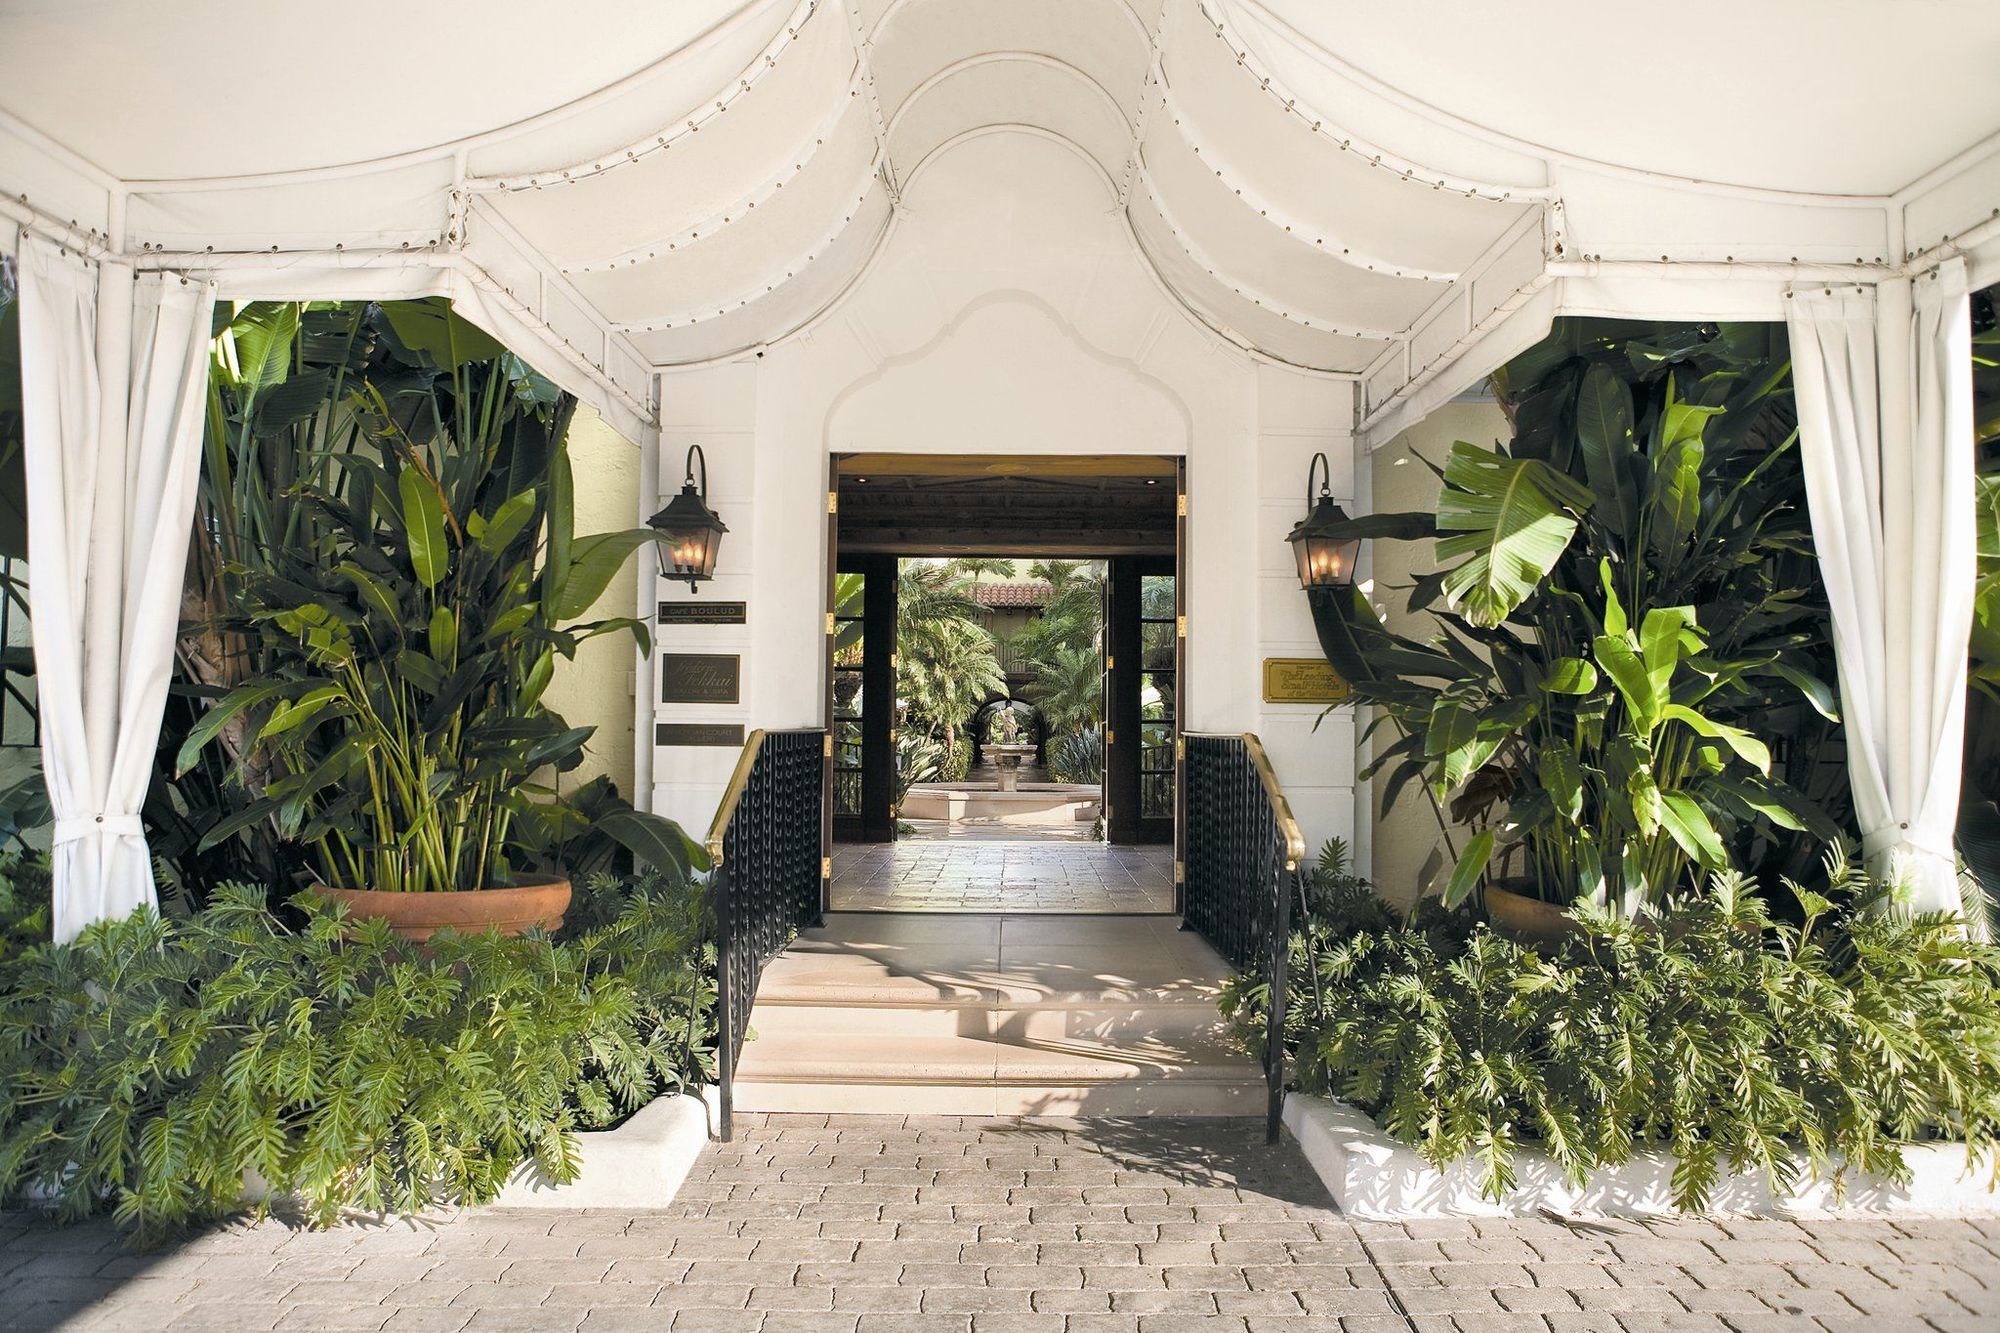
[1482,883,1578,946]
[318,877,571,941]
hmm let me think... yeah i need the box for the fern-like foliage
[1220,842,2000,1211]
[0,865,713,1242]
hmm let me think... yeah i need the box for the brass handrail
[1184,731,1307,872]
[705,729,768,866]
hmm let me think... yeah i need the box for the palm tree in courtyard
[950,556,1015,588]
[1027,642,1102,737]
[897,561,1003,771]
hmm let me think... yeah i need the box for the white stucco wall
[542,402,642,801]
[647,130,1359,856]
[1365,398,1512,910]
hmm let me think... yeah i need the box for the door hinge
[823,733,834,757]
[1105,654,1114,671]
[1176,615,1187,638]
[826,612,837,635]
[1105,728,1114,745]
[1174,860,1186,884]
[1174,736,1185,761]
[1176,494,1188,517]
[828,491,839,514]
[821,857,832,879]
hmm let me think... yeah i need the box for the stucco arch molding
[822,287,1197,457]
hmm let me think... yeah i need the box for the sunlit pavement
[7,1114,2000,1331]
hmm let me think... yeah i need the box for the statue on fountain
[983,702,1036,791]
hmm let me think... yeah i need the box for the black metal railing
[1182,732,1306,1144]
[707,727,826,1141]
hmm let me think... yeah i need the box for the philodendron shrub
[0,862,713,1241]
[1314,321,1846,916]
[1222,841,2000,1211]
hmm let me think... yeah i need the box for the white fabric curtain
[16,236,216,943]
[1787,258,1975,914]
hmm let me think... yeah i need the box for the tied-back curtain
[16,236,215,943]
[1787,259,1974,915]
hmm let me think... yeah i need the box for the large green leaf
[1434,443,1593,628]
[1649,434,1705,555]
[551,528,660,620]
[1442,829,1493,910]
[377,297,507,369]
[543,447,574,614]
[592,808,712,877]
[175,683,282,775]
[1540,746,1584,820]
[1574,363,1637,538]
[1637,606,1699,709]
[1541,657,1598,695]
[1660,704,1770,773]
[1592,633,1658,730]
[399,468,449,588]
[1764,660,1840,722]
[475,489,539,555]
[227,303,300,393]
[1658,791,1727,869]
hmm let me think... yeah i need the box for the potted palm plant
[180,299,700,937]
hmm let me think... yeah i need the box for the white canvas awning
[4,0,1996,439]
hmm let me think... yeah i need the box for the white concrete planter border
[1285,1094,2000,1219]
[492,1090,712,1209]
[231,1089,715,1217]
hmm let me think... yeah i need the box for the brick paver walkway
[5,1114,1999,1331]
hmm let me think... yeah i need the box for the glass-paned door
[1138,571,1177,825]
[1106,555,1175,844]
[831,571,866,825]
[832,552,897,842]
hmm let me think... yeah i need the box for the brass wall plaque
[658,600,746,626]
[659,653,741,704]
[656,722,746,748]
[1261,657,1351,705]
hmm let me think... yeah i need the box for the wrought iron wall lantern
[1286,451,1361,593]
[648,444,729,591]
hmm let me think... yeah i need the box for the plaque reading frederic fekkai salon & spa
[658,653,741,705]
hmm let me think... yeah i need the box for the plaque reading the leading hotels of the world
[656,722,746,748]
[657,600,747,626]
[1261,657,1351,705]
[659,653,741,704]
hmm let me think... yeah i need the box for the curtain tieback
[52,814,145,845]
[1859,822,1956,866]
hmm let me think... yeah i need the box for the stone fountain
[983,703,1037,792]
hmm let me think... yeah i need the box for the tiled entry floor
[831,840,1175,913]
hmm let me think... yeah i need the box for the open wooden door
[832,551,897,842]
[1105,554,1177,844]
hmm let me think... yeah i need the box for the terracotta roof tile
[972,581,1053,608]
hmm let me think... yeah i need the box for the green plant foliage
[1222,844,2000,1211]
[175,299,701,894]
[894,730,945,813]
[0,861,712,1241]
[1015,564,1103,736]
[895,561,1003,766]
[1958,289,2000,922]
[1048,725,1104,785]
[1316,320,1845,912]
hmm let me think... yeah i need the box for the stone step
[732,1030,1265,1117]
[748,995,1231,1043]
[730,911,1263,1118]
